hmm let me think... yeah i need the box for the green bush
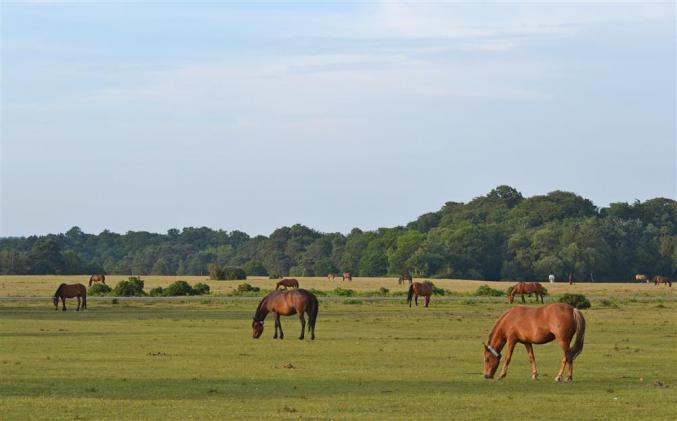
[333,287,355,297]
[378,287,389,296]
[88,283,112,296]
[165,280,195,296]
[222,267,247,280]
[236,283,260,292]
[268,273,281,279]
[113,277,145,296]
[193,282,210,295]
[558,293,591,309]
[474,284,505,297]
[149,287,165,297]
[423,280,445,296]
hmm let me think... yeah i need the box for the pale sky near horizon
[1,2,675,237]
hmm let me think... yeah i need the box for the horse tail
[568,308,586,361]
[407,284,414,304]
[308,293,319,332]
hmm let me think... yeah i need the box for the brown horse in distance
[654,276,672,287]
[276,278,299,290]
[483,303,586,382]
[398,274,413,285]
[635,274,650,284]
[327,273,337,281]
[508,282,546,304]
[252,289,319,340]
[407,282,433,307]
[89,274,106,287]
[53,283,87,311]
[342,272,352,282]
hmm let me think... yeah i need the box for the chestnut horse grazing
[252,289,318,340]
[276,278,299,290]
[508,282,546,304]
[342,272,352,282]
[398,274,413,285]
[407,282,433,307]
[89,274,106,287]
[654,276,672,287]
[483,303,586,382]
[327,273,337,281]
[53,283,87,311]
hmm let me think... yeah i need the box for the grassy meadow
[1,277,676,420]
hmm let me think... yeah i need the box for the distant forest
[1,186,675,281]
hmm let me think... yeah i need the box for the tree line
[1,186,675,281]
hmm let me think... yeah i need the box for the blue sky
[1,2,675,237]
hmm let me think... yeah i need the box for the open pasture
[1,275,674,299]
[1,279,676,420]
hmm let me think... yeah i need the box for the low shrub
[88,283,112,296]
[113,277,146,296]
[333,287,355,297]
[268,273,281,279]
[193,283,210,295]
[558,293,591,309]
[378,287,389,296]
[237,283,260,292]
[149,287,165,297]
[474,284,505,297]
[165,280,195,296]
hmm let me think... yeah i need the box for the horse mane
[253,296,267,321]
[54,283,66,297]
[487,309,511,342]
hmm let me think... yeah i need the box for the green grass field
[1,277,676,420]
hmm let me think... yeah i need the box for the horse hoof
[565,377,573,383]
[532,374,539,380]
[554,376,562,382]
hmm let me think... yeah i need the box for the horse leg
[415,295,419,306]
[498,340,516,379]
[298,313,306,340]
[555,339,571,382]
[76,296,81,311]
[425,296,430,307]
[61,297,67,311]
[275,313,283,339]
[521,294,525,303]
[524,343,539,380]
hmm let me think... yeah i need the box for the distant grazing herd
[50,271,672,381]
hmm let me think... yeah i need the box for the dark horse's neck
[54,283,66,297]
[253,298,269,322]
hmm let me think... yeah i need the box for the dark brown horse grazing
[276,278,299,290]
[654,276,673,287]
[342,272,352,282]
[252,289,318,340]
[508,282,546,304]
[483,303,586,382]
[89,274,106,287]
[327,273,337,281]
[407,282,433,307]
[398,274,413,285]
[53,283,87,311]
